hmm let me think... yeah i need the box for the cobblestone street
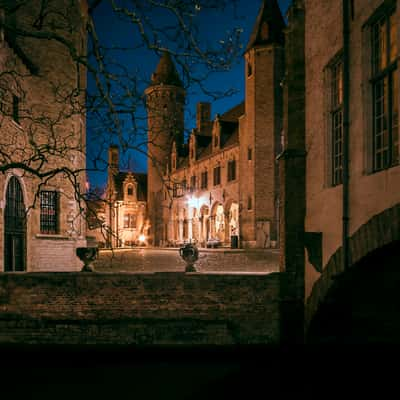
[93,248,280,274]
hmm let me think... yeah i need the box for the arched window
[4,176,26,271]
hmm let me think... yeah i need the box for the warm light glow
[187,196,207,209]
[187,196,198,209]
[139,234,146,243]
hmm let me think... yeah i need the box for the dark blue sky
[87,0,291,190]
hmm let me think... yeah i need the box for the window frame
[227,159,236,182]
[370,6,398,171]
[40,190,59,235]
[213,165,221,186]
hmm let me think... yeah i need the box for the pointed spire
[149,51,183,87]
[246,0,285,52]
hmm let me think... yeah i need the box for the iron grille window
[213,166,221,186]
[40,191,59,234]
[124,214,137,229]
[201,171,208,190]
[331,59,343,186]
[227,160,236,182]
[371,10,398,171]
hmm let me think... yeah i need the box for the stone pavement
[93,247,280,274]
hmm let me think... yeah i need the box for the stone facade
[145,0,285,249]
[87,146,148,248]
[0,0,87,272]
[279,0,400,330]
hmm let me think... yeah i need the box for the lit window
[124,214,137,229]
[331,59,343,186]
[371,9,398,171]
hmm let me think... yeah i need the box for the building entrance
[4,177,26,271]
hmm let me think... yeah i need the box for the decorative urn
[76,246,98,272]
[179,243,199,272]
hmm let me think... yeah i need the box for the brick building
[87,145,148,248]
[278,0,400,342]
[0,0,87,272]
[145,0,285,248]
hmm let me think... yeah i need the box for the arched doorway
[307,241,400,343]
[4,176,26,271]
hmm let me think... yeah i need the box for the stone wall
[0,272,280,344]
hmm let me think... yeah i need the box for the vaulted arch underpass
[306,240,400,344]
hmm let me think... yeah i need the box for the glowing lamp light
[139,234,146,243]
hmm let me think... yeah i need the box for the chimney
[196,102,211,133]
[108,145,119,178]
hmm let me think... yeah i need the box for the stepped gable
[246,0,285,51]
[113,171,147,201]
[150,51,183,87]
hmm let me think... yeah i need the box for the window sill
[36,234,70,240]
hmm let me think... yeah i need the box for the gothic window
[124,213,137,229]
[201,171,208,190]
[371,8,398,171]
[127,185,133,196]
[331,59,343,186]
[213,166,221,186]
[227,159,236,182]
[40,191,59,234]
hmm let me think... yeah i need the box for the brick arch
[305,202,400,330]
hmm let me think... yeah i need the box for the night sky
[87,0,292,190]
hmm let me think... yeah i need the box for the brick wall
[0,272,281,344]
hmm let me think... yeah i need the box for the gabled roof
[220,102,245,122]
[149,52,183,87]
[113,171,147,201]
[246,0,285,51]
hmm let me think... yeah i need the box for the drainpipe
[342,0,350,271]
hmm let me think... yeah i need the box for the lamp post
[114,200,123,247]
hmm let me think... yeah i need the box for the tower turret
[145,52,185,246]
[239,0,285,247]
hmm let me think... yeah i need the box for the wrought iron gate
[4,176,26,271]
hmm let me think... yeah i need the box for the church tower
[239,0,285,247]
[145,52,185,246]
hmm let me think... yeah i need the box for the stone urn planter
[179,243,199,272]
[76,247,98,272]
